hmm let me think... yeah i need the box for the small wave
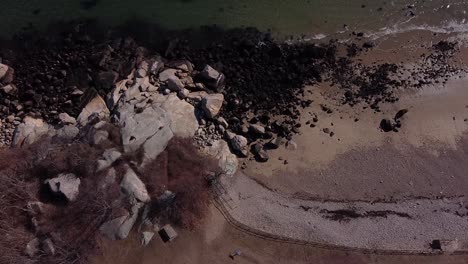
[367,20,468,40]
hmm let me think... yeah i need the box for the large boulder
[77,95,110,126]
[161,94,198,138]
[45,173,81,202]
[204,140,238,176]
[99,203,143,240]
[118,104,173,164]
[201,94,224,119]
[12,117,50,147]
[120,167,150,203]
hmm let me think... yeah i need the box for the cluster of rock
[12,53,246,259]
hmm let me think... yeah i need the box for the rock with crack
[201,93,224,119]
[203,140,238,176]
[118,103,173,164]
[99,203,143,240]
[120,167,150,203]
[12,117,50,147]
[160,94,198,138]
[45,173,81,202]
[77,95,110,126]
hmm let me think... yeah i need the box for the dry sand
[92,205,468,264]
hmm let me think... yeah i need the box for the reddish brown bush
[141,137,218,229]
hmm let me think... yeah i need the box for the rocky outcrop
[45,173,81,202]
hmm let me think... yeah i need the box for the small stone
[167,76,184,92]
[201,94,224,119]
[323,128,330,134]
[6,115,15,123]
[252,143,269,162]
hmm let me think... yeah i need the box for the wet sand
[244,44,468,201]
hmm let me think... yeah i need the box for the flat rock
[187,91,208,102]
[45,173,81,202]
[118,104,173,164]
[161,94,198,138]
[202,93,224,119]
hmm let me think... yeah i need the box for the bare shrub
[141,137,218,229]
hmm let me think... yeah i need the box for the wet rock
[45,173,81,202]
[394,109,408,120]
[120,167,150,203]
[380,118,395,132]
[201,93,224,119]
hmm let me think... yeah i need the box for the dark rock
[252,143,269,162]
[394,109,408,120]
[380,118,394,132]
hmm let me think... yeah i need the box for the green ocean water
[0,0,467,39]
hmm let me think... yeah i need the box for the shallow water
[0,0,467,39]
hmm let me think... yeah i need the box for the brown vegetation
[0,135,218,263]
[141,137,218,229]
